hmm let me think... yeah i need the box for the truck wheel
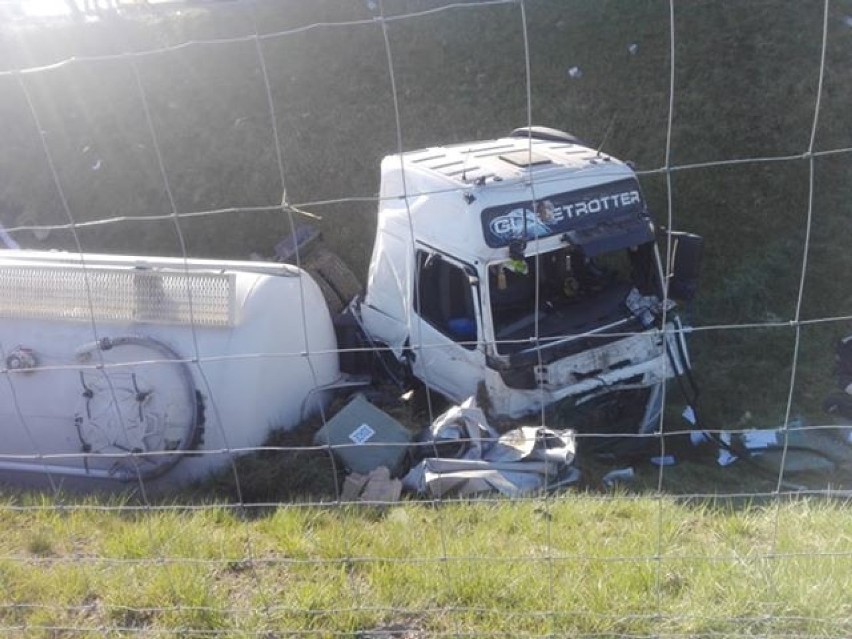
[303,247,363,315]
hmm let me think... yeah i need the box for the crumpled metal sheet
[403,397,578,497]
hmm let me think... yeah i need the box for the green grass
[0,494,850,636]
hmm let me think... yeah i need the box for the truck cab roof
[387,135,632,192]
[376,133,648,265]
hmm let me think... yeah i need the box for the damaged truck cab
[359,127,700,421]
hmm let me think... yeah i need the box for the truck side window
[414,251,478,349]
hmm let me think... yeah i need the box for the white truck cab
[360,127,699,421]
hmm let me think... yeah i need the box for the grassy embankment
[1,1,852,635]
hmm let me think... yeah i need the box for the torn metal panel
[403,397,578,498]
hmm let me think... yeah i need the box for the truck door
[410,249,485,402]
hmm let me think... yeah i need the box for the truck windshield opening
[488,243,655,355]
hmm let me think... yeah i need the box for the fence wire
[0,0,850,637]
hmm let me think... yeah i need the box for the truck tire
[303,247,363,315]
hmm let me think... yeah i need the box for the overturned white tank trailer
[359,127,699,422]
[0,250,339,488]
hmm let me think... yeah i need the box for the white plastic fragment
[567,66,582,79]
[741,429,779,450]
[602,467,635,487]
[650,455,677,467]
[689,430,711,446]
[717,432,738,466]
[628,43,639,55]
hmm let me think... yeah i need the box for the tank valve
[6,347,37,372]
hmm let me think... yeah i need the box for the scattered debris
[650,455,677,467]
[717,432,738,467]
[741,429,780,451]
[602,467,635,488]
[714,419,842,474]
[403,397,578,498]
[690,430,710,446]
[412,396,493,461]
[705,337,852,474]
[567,65,582,79]
[314,394,412,476]
[628,43,639,55]
[342,466,402,503]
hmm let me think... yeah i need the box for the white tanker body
[0,250,339,489]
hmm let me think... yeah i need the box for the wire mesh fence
[0,0,851,636]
